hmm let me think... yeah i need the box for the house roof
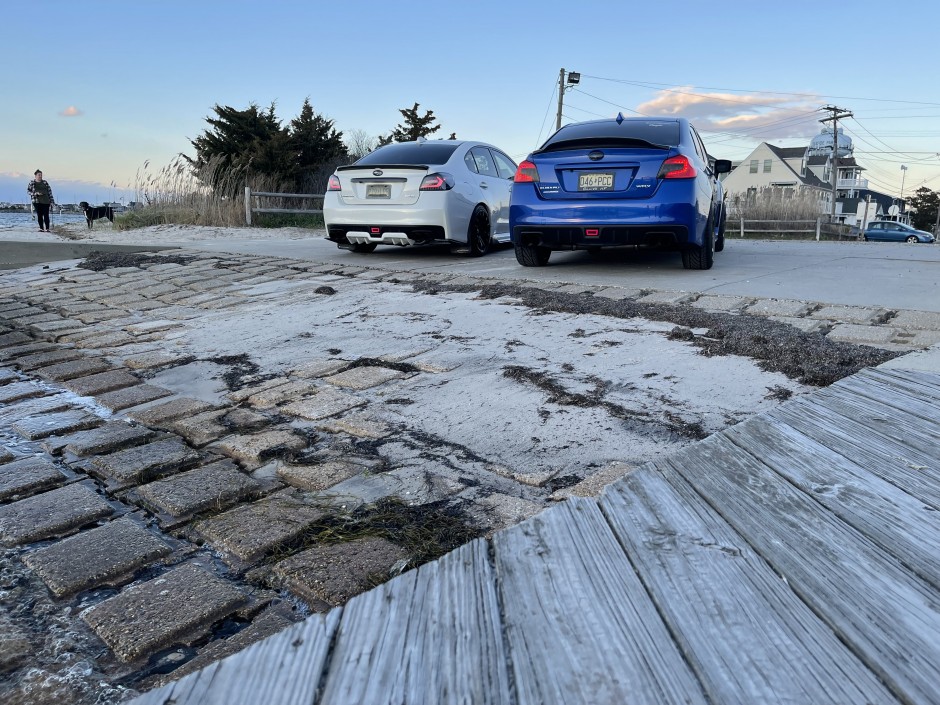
[806,154,861,168]
[767,145,806,160]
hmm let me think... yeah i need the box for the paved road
[178,237,940,313]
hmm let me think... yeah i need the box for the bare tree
[345,129,378,161]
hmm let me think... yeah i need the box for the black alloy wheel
[468,205,491,257]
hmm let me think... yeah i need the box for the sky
[2,0,939,205]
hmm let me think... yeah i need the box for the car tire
[906,235,918,244]
[681,216,714,270]
[515,243,551,266]
[468,205,491,257]
[351,243,378,253]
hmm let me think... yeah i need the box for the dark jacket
[27,179,54,205]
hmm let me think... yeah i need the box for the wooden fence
[244,187,323,226]
[733,218,858,241]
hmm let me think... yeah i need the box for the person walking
[27,169,54,232]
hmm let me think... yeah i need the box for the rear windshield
[356,142,460,166]
[541,120,681,150]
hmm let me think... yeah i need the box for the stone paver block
[91,438,200,485]
[167,409,229,446]
[14,349,86,371]
[277,460,360,491]
[489,464,560,488]
[810,305,890,325]
[136,460,262,518]
[34,357,112,382]
[0,617,30,673]
[826,323,898,346]
[691,295,756,312]
[281,387,366,421]
[769,316,831,334]
[62,369,140,397]
[324,366,408,390]
[910,330,940,347]
[745,299,815,318]
[13,409,102,440]
[123,352,190,370]
[477,492,542,532]
[226,377,291,403]
[0,381,47,405]
[83,563,246,662]
[221,407,270,432]
[0,447,13,464]
[0,342,56,362]
[23,518,172,597]
[0,457,64,502]
[0,368,17,386]
[288,359,350,379]
[129,397,216,426]
[0,482,113,546]
[213,429,307,468]
[316,415,391,439]
[550,462,635,500]
[195,491,326,565]
[59,421,155,457]
[74,331,137,349]
[77,309,132,323]
[637,290,698,305]
[247,380,320,408]
[274,538,408,609]
[0,331,33,348]
[96,384,173,411]
[137,284,179,298]
[889,310,940,331]
[124,320,181,335]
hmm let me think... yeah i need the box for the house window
[749,160,758,174]
[763,159,772,173]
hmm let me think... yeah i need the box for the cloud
[59,106,83,117]
[635,87,821,139]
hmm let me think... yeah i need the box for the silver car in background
[323,139,517,256]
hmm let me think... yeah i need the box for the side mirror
[713,159,732,174]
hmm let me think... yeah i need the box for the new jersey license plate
[578,173,614,191]
[367,184,391,198]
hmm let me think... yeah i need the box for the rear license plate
[367,184,391,198]
[578,173,614,191]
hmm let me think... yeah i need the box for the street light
[899,165,908,211]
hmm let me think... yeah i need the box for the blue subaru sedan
[510,117,731,268]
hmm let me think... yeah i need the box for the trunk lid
[334,165,430,206]
[530,146,676,201]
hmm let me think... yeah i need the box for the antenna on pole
[555,69,580,132]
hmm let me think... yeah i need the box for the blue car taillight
[657,155,697,179]
[514,160,540,183]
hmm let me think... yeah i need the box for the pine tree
[380,102,443,144]
[289,98,348,190]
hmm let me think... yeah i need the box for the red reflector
[585,229,599,237]
[514,160,540,183]
[370,227,380,234]
[658,155,697,179]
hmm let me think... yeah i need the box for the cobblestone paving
[0,248,936,703]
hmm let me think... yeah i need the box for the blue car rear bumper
[510,184,706,249]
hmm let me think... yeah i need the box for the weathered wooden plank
[810,387,940,445]
[726,415,940,589]
[319,539,510,705]
[129,610,341,705]
[769,397,940,509]
[829,374,940,424]
[662,435,940,705]
[493,499,708,705]
[863,367,940,399]
[600,467,900,705]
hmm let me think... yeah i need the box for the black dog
[79,201,115,229]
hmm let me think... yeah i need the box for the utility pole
[555,69,580,132]
[819,105,853,222]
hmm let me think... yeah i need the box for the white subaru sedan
[324,139,517,256]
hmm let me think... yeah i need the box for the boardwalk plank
[131,610,340,705]
[769,397,940,509]
[864,367,940,399]
[600,468,900,705]
[319,539,510,705]
[726,415,940,588]
[493,499,708,705]
[830,374,940,424]
[662,435,940,705]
